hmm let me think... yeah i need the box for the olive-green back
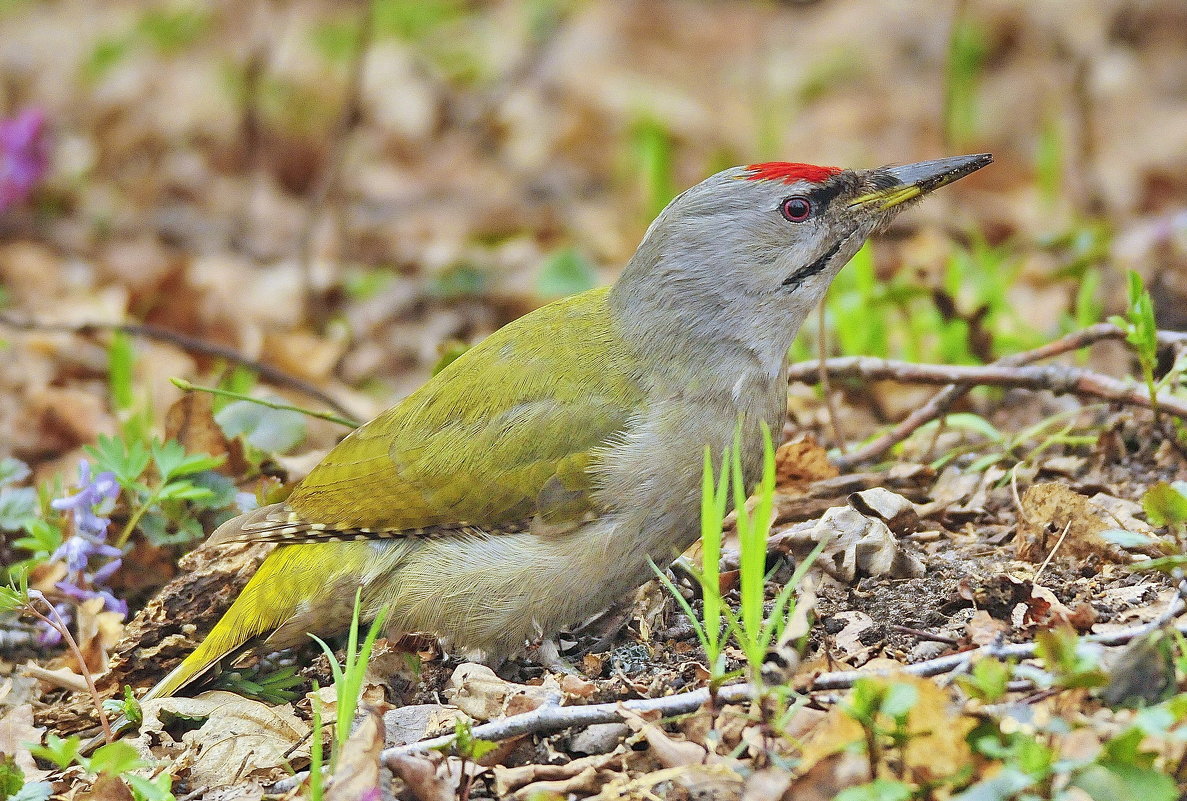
[287,286,644,532]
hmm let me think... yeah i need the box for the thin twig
[0,312,360,421]
[787,356,1187,421]
[889,625,960,646]
[296,0,375,331]
[171,378,359,428]
[25,594,113,744]
[789,323,1187,470]
[1034,520,1072,582]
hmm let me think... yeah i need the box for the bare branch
[789,323,1187,470]
[0,312,361,422]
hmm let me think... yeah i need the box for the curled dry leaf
[131,691,309,789]
[1015,482,1131,564]
[495,752,624,799]
[444,663,560,722]
[387,752,456,801]
[779,504,925,583]
[775,434,839,491]
[966,609,1011,646]
[829,610,877,663]
[618,705,708,768]
[1017,584,1097,632]
[847,487,921,535]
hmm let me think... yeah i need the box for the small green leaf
[107,330,135,413]
[0,752,24,800]
[1142,482,1187,528]
[81,740,144,778]
[151,438,224,482]
[85,435,150,486]
[156,480,215,503]
[216,399,307,453]
[879,681,918,719]
[1100,529,1160,549]
[955,657,1011,702]
[835,779,914,801]
[0,458,30,487]
[28,733,80,771]
[1071,762,1175,801]
[124,773,174,801]
[0,487,37,531]
[1137,554,1187,574]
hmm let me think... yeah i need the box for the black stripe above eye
[805,178,847,207]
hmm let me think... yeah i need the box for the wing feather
[268,288,641,540]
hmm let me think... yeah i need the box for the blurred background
[1,0,1186,466]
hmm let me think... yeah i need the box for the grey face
[611,154,991,376]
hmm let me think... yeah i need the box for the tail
[84,509,366,751]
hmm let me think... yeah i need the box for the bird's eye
[780,196,812,222]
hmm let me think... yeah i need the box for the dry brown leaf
[444,663,559,722]
[786,752,866,801]
[388,752,456,801]
[775,435,839,491]
[781,505,925,582]
[1018,585,1097,632]
[324,710,382,801]
[560,673,597,698]
[742,767,794,801]
[498,755,627,800]
[163,391,247,477]
[512,765,605,799]
[966,609,1010,646]
[619,706,707,768]
[78,774,135,801]
[74,596,126,675]
[799,674,975,785]
[132,691,309,789]
[0,704,47,781]
[847,488,921,535]
[1015,482,1129,563]
[262,330,347,384]
[383,704,466,748]
[830,610,877,663]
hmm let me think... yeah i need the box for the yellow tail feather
[85,538,366,752]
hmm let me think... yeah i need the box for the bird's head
[612,154,992,371]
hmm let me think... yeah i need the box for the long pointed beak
[850,153,992,211]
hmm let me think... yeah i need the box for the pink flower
[0,108,49,212]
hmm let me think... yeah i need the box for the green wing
[285,287,643,533]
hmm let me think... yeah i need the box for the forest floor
[3,1,1187,799]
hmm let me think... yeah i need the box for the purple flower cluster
[0,107,49,213]
[43,461,126,644]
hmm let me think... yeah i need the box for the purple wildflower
[49,460,126,619]
[0,107,49,213]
